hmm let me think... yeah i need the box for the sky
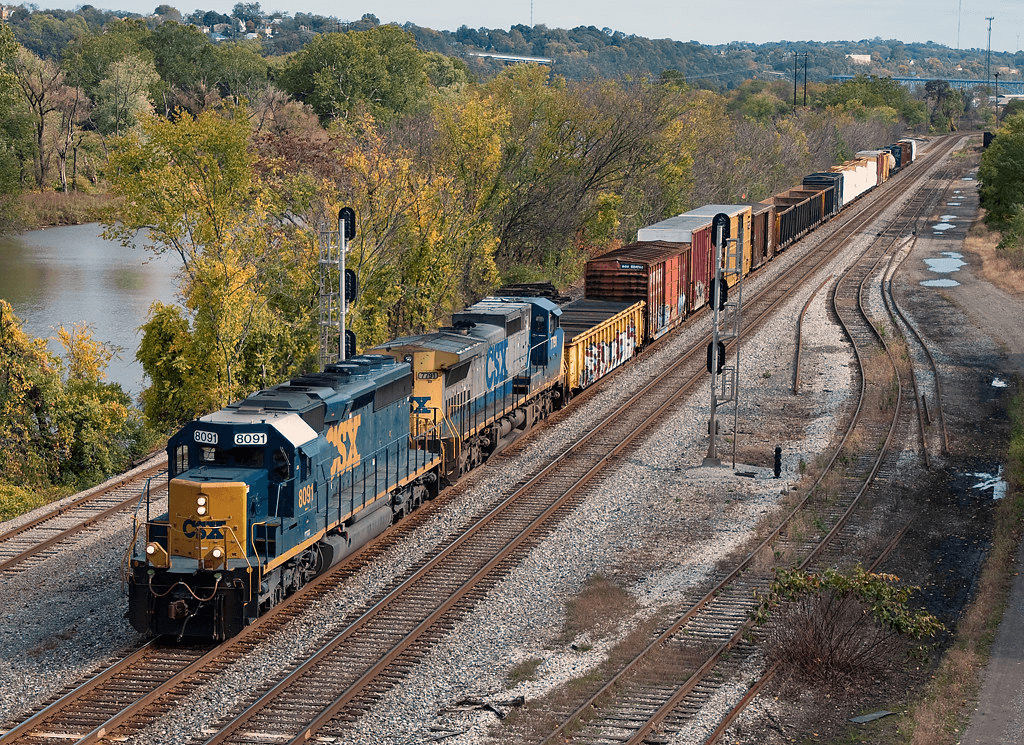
[21,0,1024,53]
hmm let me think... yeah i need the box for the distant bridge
[831,75,1024,95]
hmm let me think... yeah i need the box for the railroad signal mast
[318,207,358,369]
[704,212,744,467]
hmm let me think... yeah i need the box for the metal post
[986,17,994,94]
[994,72,1000,121]
[793,55,798,109]
[731,235,743,470]
[339,211,347,361]
[803,53,808,107]
[704,224,724,467]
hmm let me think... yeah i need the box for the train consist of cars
[127,138,918,639]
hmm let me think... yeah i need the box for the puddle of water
[920,278,961,287]
[925,254,966,273]
[962,176,975,181]
[972,467,1007,500]
[932,223,955,231]
[940,215,957,221]
[944,251,963,259]
[993,378,1008,388]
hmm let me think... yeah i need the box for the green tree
[55,322,151,484]
[0,299,66,486]
[106,108,317,426]
[142,21,217,115]
[277,26,429,124]
[8,45,68,187]
[62,18,152,99]
[979,113,1024,232]
[93,54,158,139]
[818,74,926,126]
[211,41,270,102]
[0,22,29,228]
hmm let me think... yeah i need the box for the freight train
[127,139,917,639]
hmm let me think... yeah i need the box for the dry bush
[762,590,910,687]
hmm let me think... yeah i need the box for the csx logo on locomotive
[182,519,227,539]
[327,414,362,478]
[485,340,508,389]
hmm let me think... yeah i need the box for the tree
[8,45,69,187]
[153,5,181,22]
[142,21,217,115]
[50,83,90,192]
[979,113,1024,231]
[0,22,30,227]
[0,299,65,486]
[0,302,148,489]
[231,2,262,24]
[106,108,318,425]
[62,17,152,99]
[277,26,429,124]
[55,322,150,484]
[93,54,158,140]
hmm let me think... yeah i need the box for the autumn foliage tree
[106,106,318,429]
[0,301,152,517]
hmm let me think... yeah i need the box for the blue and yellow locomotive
[128,354,441,639]
[127,297,566,638]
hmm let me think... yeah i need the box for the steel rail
[536,134,966,745]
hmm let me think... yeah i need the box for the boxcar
[560,299,646,392]
[829,158,877,203]
[639,205,752,287]
[856,150,895,184]
[585,242,694,340]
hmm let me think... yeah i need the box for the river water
[0,224,178,398]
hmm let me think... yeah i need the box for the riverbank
[11,191,117,232]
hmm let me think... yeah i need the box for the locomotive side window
[172,445,188,476]
[273,448,291,480]
[506,315,523,335]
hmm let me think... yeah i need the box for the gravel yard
[3,139,1008,745]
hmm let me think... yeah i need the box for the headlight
[197,505,208,516]
[212,547,223,558]
[146,543,157,555]
[197,496,208,506]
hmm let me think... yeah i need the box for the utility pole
[986,17,994,91]
[793,53,808,109]
[803,53,809,106]
[957,0,962,50]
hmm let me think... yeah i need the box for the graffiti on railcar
[578,321,639,389]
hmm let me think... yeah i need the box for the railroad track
[0,136,965,745]
[514,136,966,745]
[0,458,167,574]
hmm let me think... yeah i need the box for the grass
[506,657,544,687]
[965,209,1024,293]
[556,573,639,645]
[12,191,117,231]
